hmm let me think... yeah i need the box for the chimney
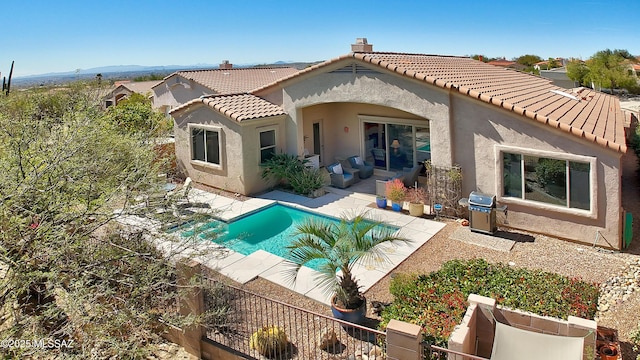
[219,60,233,70]
[478,55,484,62]
[351,38,373,52]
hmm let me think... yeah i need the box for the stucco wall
[278,63,453,167]
[153,75,213,110]
[173,104,285,195]
[300,103,422,166]
[274,62,623,247]
[450,92,623,248]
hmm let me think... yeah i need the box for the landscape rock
[596,258,640,317]
[318,328,338,350]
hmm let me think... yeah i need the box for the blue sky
[2,0,638,77]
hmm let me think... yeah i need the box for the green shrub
[261,153,305,186]
[249,326,288,358]
[288,167,325,196]
[380,259,599,347]
[260,154,306,188]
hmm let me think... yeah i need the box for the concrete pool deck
[187,188,446,306]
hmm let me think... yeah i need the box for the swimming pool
[174,203,399,271]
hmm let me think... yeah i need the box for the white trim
[358,115,426,127]
[188,123,223,170]
[494,145,597,219]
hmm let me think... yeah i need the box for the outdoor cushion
[333,163,343,174]
[347,155,374,179]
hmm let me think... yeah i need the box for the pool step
[219,250,285,284]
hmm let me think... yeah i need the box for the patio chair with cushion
[397,164,422,188]
[326,162,356,189]
[347,155,374,179]
[375,164,423,197]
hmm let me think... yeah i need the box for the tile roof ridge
[178,66,297,74]
[200,92,250,98]
[353,51,470,59]
[250,54,354,93]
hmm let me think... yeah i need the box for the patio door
[362,117,430,172]
[364,122,386,169]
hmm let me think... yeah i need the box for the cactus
[249,326,288,358]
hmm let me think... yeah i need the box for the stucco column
[386,319,423,360]
[176,260,205,358]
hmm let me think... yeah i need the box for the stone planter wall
[448,294,597,360]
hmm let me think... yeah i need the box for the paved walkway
[450,227,516,252]
[185,188,446,306]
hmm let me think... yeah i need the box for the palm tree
[286,211,408,310]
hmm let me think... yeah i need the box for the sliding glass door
[387,124,412,171]
[363,119,430,172]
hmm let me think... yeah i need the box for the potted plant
[405,186,427,217]
[385,178,406,212]
[598,343,618,360]
[286,211,408,325]
[375,195,387,209]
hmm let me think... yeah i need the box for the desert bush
[288,167,325,196]
[385,178,406,203]
[261,153,306,188]
[380,259,599,347]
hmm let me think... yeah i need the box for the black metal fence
[203,278,386,360]
[422,341,489,360]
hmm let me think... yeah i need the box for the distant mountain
[10,60,322,88]
[17,64,217,79]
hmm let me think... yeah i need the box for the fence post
[386,319,423,360]
[176,259,205,358]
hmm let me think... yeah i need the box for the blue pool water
[173,204,399,271]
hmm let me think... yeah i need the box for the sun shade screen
[490,321,584,360]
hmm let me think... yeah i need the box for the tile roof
[121,80,161,94]
[166,67,300,95]
[170,94,285,122]
[488,59,518,66]
[253,52,627,153]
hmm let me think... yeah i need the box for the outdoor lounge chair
[326,162,356,189]
[397,165,422,188]
[375,164,422,196]
[168,177,192,203]
[347,155,374,179]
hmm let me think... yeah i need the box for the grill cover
[468,191,496,207]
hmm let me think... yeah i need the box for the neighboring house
[103,80,160,108]
[533,58,568,71]
[152,61,299,116]
[170,39,629,250]
[539,67,578,89]
[487,58,526,71]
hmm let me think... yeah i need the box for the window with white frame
[502,152,591,210]
[259,128,276,163]
[190,125,221,167]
